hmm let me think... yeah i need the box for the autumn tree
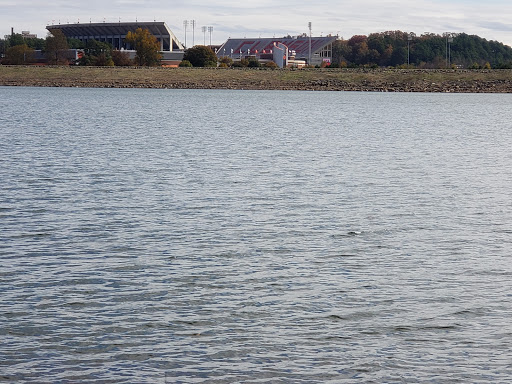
[183,45,217,67]
[3,44,35,65]
[112,50,133,66]
[45,29,69,64]
[125,28,162,66]
[218,56,233,67]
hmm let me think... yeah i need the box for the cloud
[2,0,512,46]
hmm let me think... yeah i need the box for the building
[46,21,183,52]
[216,35,338,67]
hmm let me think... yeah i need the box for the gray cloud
[2,0,512,46]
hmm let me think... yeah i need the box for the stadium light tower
[208,26,213,46]
[444,32,454,68]
[202,26,207,45]
[191,20,196,46]
[183,20,188,48]
[308,22,312,65]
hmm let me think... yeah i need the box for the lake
[1,86,512,383]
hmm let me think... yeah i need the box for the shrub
[112,50,133,66]
[179,60,193,67]
[219,56,233,67]
[247,58,261,67]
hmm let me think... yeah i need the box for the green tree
[45,29,69,64]
[8,33,25,47]
[247,57,261,67]
[67,38,85,49]
[125,28,162,66]
[332,40,352,66]
[3,44,35,65]
[0,38,6,59]
[183,45,218,67]
[178,59,193,67]
[79,39,114,66]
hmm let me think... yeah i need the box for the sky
[2,0,512,46]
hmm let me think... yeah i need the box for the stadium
[46,21,337,67]
[216,36,337,67]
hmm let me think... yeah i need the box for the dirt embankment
[2,66,512,92]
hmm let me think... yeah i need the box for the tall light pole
[407,33,412,66]
[202,26,207,45]
[448,34,453,68]
[183,20,188,48]
[308,22,312,65]
[190,20,196,46]
[208,26,213,46]
[444,32,449,68]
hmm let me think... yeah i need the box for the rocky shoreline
[2,66,512,92]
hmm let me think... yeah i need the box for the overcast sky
[2,0,512,46]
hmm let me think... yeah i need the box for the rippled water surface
[1,86,512,383]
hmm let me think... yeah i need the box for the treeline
[0,28,159,66]
[332,31,512,69]
[3,28,512,69]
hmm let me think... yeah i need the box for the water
[1,86,512,383]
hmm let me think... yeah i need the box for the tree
[247,57,261,67]
[112,50,133,66]
[67,38,85,49]
[8,33,26,47]
[125,28,162,66]
[78,39,114,66]
[183,45,217,67]
[0,38,7,59]
[218,56,233,67]
[45,29,69,65]
[3,44,35,65]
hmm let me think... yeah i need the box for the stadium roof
[217,36,337,59]
[46,21,183,51]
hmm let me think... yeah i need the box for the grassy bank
[2,65,512,92]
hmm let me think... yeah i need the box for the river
[1,87,512,383]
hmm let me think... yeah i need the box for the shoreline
[2,66,512,92]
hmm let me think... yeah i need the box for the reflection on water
[1,87,512,383]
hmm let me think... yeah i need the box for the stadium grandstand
[46,21,184,52]
[216,35,338,67]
